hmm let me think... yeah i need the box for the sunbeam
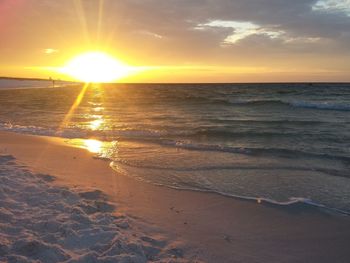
[73,0,90,44]
[55,82,89,135]
[97,0,105,41]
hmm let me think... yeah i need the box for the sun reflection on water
[84,139,103,153]
[93,107,104,112]
[89,119,104,130]
[67,138,118,160]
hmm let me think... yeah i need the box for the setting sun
[60,52,134,83]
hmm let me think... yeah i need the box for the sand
[0,154,195,262]
[1,131,350,262]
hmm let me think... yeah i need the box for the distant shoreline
[0,76,56,82]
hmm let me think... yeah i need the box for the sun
[60,52,133,83]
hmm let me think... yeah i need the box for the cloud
[135,30,163,39]
[312,0,350,15]
[195,20,284,44]
[44,48,59,54]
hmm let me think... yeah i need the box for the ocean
[1,80,350,213]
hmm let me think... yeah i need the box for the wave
[112,164,350,216]
[0,121,299,140]
[1,122,349,164]
[221,98,350,111]
[145,93,350,112]
[159,140,350,165]
[286,100,350,111]
[0,122,182,139]
[1,120,346,139]
[209,119,334,125]
[0,122,86,138]
[0,122,57,136]
[112,160,347,178]
[189,129,348,142]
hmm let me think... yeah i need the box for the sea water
[1,80,349,213]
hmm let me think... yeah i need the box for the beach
[1,130,350,262]
[2,0,350,261]
[0,0,350,263]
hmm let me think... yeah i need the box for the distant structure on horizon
[49,77,55,88]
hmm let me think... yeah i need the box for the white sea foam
[286,100,350,111]
[227,98,350,111]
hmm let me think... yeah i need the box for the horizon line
[1,76,350,85]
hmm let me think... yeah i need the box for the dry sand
[1,131,350,262]
[0,154,190,262]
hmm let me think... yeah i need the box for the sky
[0,0,350,82]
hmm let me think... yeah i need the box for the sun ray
[73,0,90,44]
[55,82,89,135]
[97,0,105,42]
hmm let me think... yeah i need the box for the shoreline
[2,129,348,216]
[109,160,350,217]
[1,131,350,262]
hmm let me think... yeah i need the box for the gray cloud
[34,1,350,46]
[93,0,350,53]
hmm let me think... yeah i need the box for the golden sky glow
[1,0,350,82]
